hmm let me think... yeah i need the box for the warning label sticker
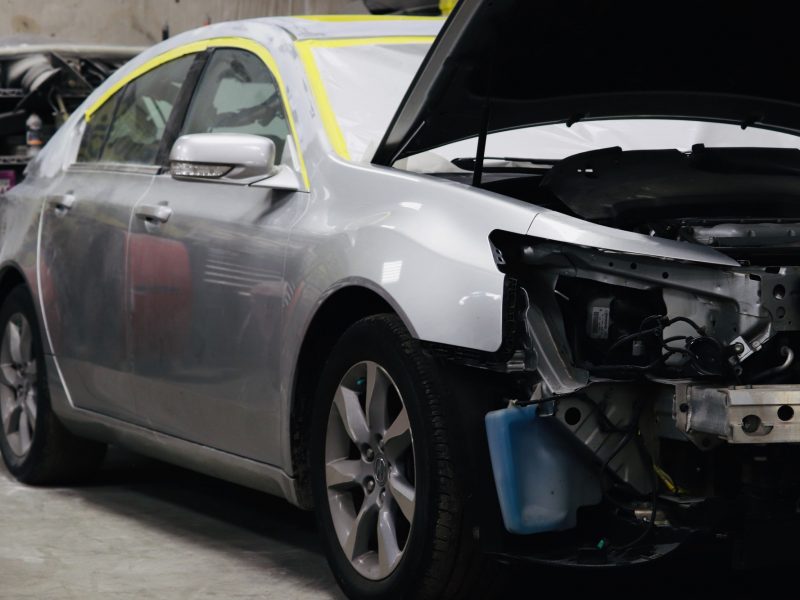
[588,305,611,340]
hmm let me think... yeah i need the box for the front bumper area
[477,232,800,566]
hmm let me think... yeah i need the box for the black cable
[605,315,703,363]
[606,326,663,354]
[666,316,705,335]
[750,346,794,383]
[614,435,660,552]
[639,314,667,332]
[662,335,690,345]
[662,345,697,359]
[589,350,679,374]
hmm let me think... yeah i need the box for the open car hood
[372,0,800,165]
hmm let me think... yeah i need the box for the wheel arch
[0,263,55,359]
[289,283,404,508]
[0,263,32,308]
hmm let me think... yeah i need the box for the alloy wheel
[0,313,38,457]
[324,360,416,580]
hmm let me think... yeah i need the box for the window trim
[69,162,161,176]
[81,37,310,190]
[154,51,210,169]
[95,54,196,167]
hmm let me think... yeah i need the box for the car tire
[0,284,106,484]
[310,314,495,600]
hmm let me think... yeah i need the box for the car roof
[255,15,443,41]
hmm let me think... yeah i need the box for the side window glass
[100,55,194,165]
[77,90,120,162]
[180,49,291,162]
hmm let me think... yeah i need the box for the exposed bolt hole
[742,414,761,433]
[608,261,614,267]
[778,405,794,422]
[774,284,786,300]
[564,406,582,426]
[679,403,689,413]
[777,307,786,319]
[662,272,669,279]
[630,262,637,270]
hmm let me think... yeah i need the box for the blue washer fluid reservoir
[485,403,603,535]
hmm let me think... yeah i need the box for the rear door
[127,47,306,464]
[39,54,198,419]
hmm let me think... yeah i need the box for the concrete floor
[0,447,787,599]
[0,448,344,600]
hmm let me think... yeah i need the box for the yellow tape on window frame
[83,37,310,190]
[295,36,435,161]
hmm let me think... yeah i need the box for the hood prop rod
[472,89,492,188]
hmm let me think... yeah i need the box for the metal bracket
[676,384,800,444]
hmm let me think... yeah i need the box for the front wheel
[310,314,490,600]
[0,285,106,484]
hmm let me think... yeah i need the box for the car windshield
[310,40,800,168]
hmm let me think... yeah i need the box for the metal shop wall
[1,0,369,45]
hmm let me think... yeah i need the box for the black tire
[0,284,106,484]
[310,314,493,600]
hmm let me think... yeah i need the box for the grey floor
[0,448,345,600]
[0,447,787,599]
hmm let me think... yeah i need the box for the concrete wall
[1,0,369,45]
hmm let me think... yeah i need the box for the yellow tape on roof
[295,36,435,161]
[83,37,310,190]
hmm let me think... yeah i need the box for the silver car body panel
[0,16,760,506]
[527,210,740,267]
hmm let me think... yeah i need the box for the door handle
[135,204,173,224]
[48,194,75,213]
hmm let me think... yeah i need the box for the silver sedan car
[3,0,800,597]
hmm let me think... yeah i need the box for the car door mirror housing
[169,133,298,190]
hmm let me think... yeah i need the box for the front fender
[283,159,540,355]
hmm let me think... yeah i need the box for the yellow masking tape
[439,0,458,15]
[84,37,310,190]
[295,36,435,161]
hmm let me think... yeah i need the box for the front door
[127,48,305,464]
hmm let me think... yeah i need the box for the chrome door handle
[48,194,75,213]
[135,204,173,224]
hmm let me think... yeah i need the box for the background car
[0,38,142,191]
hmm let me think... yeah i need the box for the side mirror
[169,133,299,190]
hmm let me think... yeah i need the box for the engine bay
[443,145,800,264]
[479,147,800,562]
